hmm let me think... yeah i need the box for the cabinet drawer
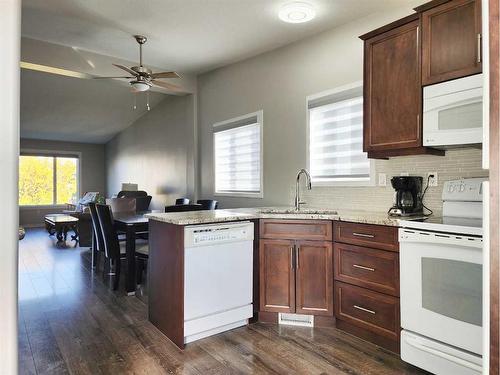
[335,282,400,341]
[260,220,332,241]
[334,243,399,296]
[333,221,398,251]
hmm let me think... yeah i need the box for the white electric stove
[399,177,487,375]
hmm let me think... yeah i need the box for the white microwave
[423,74,483,148]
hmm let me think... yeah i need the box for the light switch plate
[378,173,387,186]
[428,172,438,187]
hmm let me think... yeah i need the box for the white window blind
[309,88,371,184]
[214,114,262,196]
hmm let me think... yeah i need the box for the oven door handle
[405,335,482,373]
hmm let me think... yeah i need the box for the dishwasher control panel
[184,221,254,247]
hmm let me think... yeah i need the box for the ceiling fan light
[131,81,150,92]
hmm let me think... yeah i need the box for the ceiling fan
[96,35,181,92]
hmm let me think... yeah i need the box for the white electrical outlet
[400,172,409,176]
[428,172,438,187]
[378,173,387,186]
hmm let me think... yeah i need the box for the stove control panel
[442,177,487,202]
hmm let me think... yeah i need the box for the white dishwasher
[183,221,254,344]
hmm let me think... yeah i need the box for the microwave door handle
[405,335,482,372]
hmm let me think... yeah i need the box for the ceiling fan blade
[112,64,138,76]
[92,76,135,79]
[152,79,181,91]
[150,71,180,79]
[20,61,94,79]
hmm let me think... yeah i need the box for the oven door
[399,228,483,355]
[423,74,483,147]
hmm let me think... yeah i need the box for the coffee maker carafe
[388,176,423,216]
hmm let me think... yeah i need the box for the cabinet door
[259,239,295,313]
[295,241,333,316]
[421,0,482,85]
[364,19,421,153]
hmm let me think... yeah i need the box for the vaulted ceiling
[20,69,166,143]
[21,0,418,144]
[22,0,415,74]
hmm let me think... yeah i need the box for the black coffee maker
[388,176,423,216]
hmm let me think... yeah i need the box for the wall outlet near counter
[428,172,438,187]
[378,173,387,186]
[400,172,409,176]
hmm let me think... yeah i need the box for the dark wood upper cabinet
[295,241,333,316]
[361,17,429,158]
[419,0,482,86]
[259,239,295,313]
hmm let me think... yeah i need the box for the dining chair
[165,204,204,213]
[96,204,149,290]
[88,202,105,270]
[175,198,190,205]
[117,190,148,198]
[196,199,219,210]
[106,197,136,213]
[135,196,152,212]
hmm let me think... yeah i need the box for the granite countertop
[145,207,404,227]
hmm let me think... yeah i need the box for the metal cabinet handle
[352,232,375,238]
[353,305,376,314]
[353,264,375,272]
[290,246,294,269]
[477,33,482,64]
[296,245,300,268]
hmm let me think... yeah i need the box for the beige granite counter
[145,207,406,227]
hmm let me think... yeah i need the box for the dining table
[113,211,150,295]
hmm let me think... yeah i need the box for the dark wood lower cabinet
[334,282,400,342]
[295,241,333,316]
[258,220,400,354]
[259,239,295,313]
[334,242,399,296]
[259,222,334,318]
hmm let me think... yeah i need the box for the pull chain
[133,92,137,110]
[146,91,150,111]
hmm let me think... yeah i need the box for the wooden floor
[19,228,430,375]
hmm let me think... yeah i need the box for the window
[213,111,263,197]
[19,153,79,206]
[307,82,374,186]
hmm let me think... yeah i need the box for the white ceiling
[20,69,166,143]
[22,0,415,74]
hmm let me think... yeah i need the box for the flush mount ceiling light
[279,1,316,24]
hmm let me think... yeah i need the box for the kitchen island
[145,207,405,350]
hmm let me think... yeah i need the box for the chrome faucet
[294,169,312,211]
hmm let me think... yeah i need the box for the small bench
[45,214,79,243]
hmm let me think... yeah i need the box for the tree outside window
[19,154,79,206]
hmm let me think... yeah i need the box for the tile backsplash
[299,148,488,216]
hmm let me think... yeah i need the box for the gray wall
[19,138,106,226]
[106,94,196,211]
[197,3,426,209]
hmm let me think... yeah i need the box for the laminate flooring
[18,228,430,375]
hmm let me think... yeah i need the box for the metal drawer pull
[352,232,375,238]
[353,305,376,314]
[353,264,375,272]
[290,247,294,269]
